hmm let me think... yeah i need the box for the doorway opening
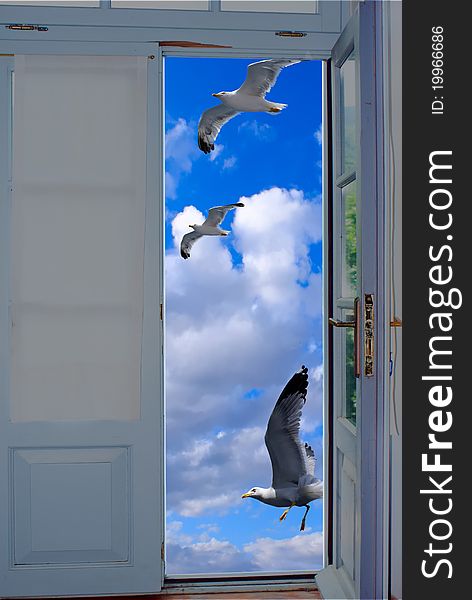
[164,56,323,576]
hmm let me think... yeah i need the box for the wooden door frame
[0,1,391,597]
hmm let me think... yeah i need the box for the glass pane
[221,0,317,13]
[340,51,356,174]
[344,312,356,424]
[341,180,357,297]
[10,55,147,422]
[111,0,209,9]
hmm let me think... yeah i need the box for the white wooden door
[0,47,164,598]
[317,3,386,599]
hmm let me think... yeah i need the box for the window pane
[111,0,209,9]
[344,311,356,424]
[221,0,317,13]
[341,180,357,298]
[10,55,147,422]
[340,51,356,174]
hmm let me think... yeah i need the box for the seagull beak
[241,492,251,499]
[212,93,220,98]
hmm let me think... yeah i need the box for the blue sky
[164,57,323,574]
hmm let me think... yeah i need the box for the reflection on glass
[345,312,356,424]
[340,52,356,174]
[342,180,357,297]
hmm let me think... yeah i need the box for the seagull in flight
[198,58,305,154]
[180,202,244,260]
[241,365,323,531]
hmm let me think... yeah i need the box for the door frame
[0,1,391,596]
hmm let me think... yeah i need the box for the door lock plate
[364,294,374,377]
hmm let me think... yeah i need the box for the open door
[0,48,164,597]
[317,3,387,599]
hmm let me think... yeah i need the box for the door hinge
[275,31,307,38]
[161,541,165,561]
[364,294,374,377]
[160,303,163,321]
[5,24,48,31]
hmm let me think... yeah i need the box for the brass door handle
[328,318,355,327]
[329,297,361,378]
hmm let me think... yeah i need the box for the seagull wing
[198,105,240,154]
[237,58,304,98]
[264,365,312,489]
[180,231,202,260]
[304,443,317,477]
[203,202,245,227]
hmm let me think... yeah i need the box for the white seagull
[180,202,244,260]
[241,366,323,531]
[198,58,305,154]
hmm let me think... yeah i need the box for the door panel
[0,49,163,598]
[338,452,356,582]
[331,13,360,597]
[13,447,129,564]
[317,2,386,599]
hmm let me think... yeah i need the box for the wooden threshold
[59,593,321,600]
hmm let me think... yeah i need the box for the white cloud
[165,187,323,520]
[223,155,237,170]
[232,187,321,319]
[165,529,323,574]
[244,531,323,571]
[209,143,224,162]
[314,124,323,145]
[238,120,274,140]
[166,520,193,547]
[178,493,237,518]
[312,364,323,382]
[166,118,198,172]
[167,426,270,517]
[165,118,200,199]
[167,537,254,575]
[197,523,221,534]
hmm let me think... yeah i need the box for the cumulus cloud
[166,527,323,574]
[167,426,270,517]
[165,118,200,199]
[314,124,323,145]
[165,187,323,521]
[167,537,254,575]
[244,531,323,571]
